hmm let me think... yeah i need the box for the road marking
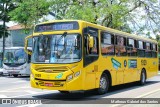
[25,90,39,94]
[11,90,56,98]
[135,88,160,98]
[0,95,7,98]
[0,81,28,85]
[0,86,31,92]
[0,90,37,93]
[12,81,28,83]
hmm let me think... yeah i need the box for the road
[0,73,160,107]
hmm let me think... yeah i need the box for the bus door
[83,27,99,89]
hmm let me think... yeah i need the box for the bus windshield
[32,34,82,63]
[4,49,27,64]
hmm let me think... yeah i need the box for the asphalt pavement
[0,73,160,107]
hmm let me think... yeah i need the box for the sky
[0,21,17,27]
[0,14,54,27]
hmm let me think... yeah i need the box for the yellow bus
[25,20,158,94]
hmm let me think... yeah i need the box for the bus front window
[4,49,27,64]
[32,34,82,63]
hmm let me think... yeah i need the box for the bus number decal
[111,58,121,70]
[35,74,41,77]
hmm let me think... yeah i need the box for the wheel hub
[100,77,107,90]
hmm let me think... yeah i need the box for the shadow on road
[4,75,30,81]
[32,81,160,103]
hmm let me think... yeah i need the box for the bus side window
[137,41,145,57]
[127,38,137,56]
[152,43,157,58]
[115,36,127,56]
[101,32,114,55]
[145,42,152,58]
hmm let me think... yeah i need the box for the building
[8,24,32,47]
[0,24,32,68]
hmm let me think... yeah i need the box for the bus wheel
[13,74,18,77]
[139,70,146,85]
[59,90,70,94]
[97,73,109,95]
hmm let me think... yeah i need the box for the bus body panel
[3,47,31,76]
[28,20,158,91]
[3,63,30,75]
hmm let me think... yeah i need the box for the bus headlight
[67,74,73,81]
[74,71,80,77]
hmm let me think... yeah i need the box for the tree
[9,0,52,28]
[0,0,16,38]
[50,0,160,35]
[0,0,17,63]
[0,25,9,38]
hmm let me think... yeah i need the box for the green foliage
[9,0,52,28]
[50,0,133,31]
[50,0,160,36]
[0,0,16,38]
[0,25,9,38]
[6,0,160,39]
[0,0,16,22]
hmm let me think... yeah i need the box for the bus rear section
[3,47,31,77]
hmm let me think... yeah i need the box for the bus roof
[37,20,157,44]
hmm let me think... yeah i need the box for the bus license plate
[44,82,53,87]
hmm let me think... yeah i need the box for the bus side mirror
[25,35,32,55]
[88,34,94,48]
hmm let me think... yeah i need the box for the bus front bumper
[30,74,83,91]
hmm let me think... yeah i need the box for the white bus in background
[3,47,31,77]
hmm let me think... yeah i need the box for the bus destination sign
[35,21,79,32]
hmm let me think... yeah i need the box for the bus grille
[35,67,68,73]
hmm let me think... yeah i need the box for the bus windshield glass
[32,34,82,63]
[4,49,27,64]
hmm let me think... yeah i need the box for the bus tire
[59,90,70,94]
[139,70,146,85]
[13,74,18,77]
[97,73,109,95]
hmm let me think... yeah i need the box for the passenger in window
[101,44,114,55]
[115,37,126,56]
